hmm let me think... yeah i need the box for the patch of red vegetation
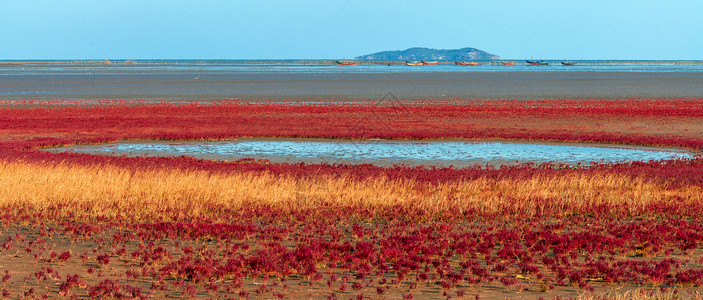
[1,98,703,298]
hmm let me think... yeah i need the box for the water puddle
[49,139,694,168]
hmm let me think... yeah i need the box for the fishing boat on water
[501,61,515,66]
[560,61,577,66]
[406,61,424,66]
[335,60,357,66]
[421,60,438,65]
[526,60,550,65]
[455,61,479,66]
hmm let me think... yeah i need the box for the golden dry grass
[1,160,701,223]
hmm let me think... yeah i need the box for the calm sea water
[2,60,703,100]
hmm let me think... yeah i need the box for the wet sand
[2,71,703,100]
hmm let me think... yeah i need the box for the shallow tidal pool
[50,139,695,168]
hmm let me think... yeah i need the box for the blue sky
[1,0,701,60]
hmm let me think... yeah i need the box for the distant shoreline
[2,59,703,65]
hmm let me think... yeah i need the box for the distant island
[355,47,500,61]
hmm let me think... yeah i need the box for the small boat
[406,61,424,66]
[421,60,438,65]
[560,61,577,66]
[455,61,479,66]
[335,60,356,66]
[501,61,515,66]
[526,60,550,65]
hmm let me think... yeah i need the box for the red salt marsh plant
[0,98,702,298]
[1,98,703,151]
[0,155,702,298]
[4,218,703,298]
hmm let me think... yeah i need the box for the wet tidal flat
[2,61,703,100]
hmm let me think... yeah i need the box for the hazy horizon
[2,56,703,61]
[1,0,701,60]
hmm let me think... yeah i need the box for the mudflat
[2,71,703,100]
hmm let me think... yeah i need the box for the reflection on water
[53,139,693,167]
